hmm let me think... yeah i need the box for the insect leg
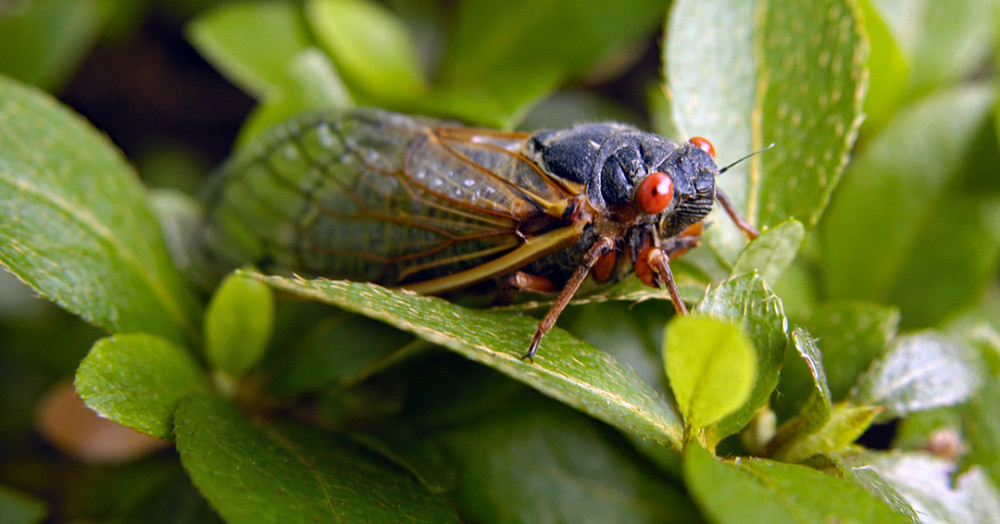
[715,188,760,239]
[522,236,616,362]
[507,271,559,294]
[643,248,688,316]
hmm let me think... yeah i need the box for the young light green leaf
[667,0,867,254]
[205,273,275,379]
[822,85,999,327]
[774,403,882,463]
[869,452,1000,524]
[696,273,789,439]
[75,333,208,439]
[0,77,202,345]
[767,328,833,454]
[852,332,983,419]
[665,316,756,436]
[175,394,458,523]
[731,219,805,282]
[683,444,910,524]
[306,0,426,104]
[186,1,312,99]
[246,272,685,447]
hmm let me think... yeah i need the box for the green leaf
[871,0,998,96]
[174,393,458,523]
[434,0,670,127]
[430,388,698,523]
[186,0,312,100]
[774,403,882,463]
[768,328,833,455]
[665,316,756,437]
[667,0,868,252]
[246,272,685,447]
[868,452,1000,524]
[858,0,909,131]
[270,311,416,395]
[75,333,207,439]
[966,371,1000,489]
[0,484,47,524]
[205,273,274,379]
[800,302,900,401]
[696,273,789,439]
[731,219,805,283]
[235,48,354,148]
[306,0,425,104]
[852,332,983,419]
[822,85,1000,327]
[0,0,101,91]
[822,452,920,522]
[0,77,202,345]
[683,444,910,524]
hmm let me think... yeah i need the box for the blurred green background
[1,0,998,521]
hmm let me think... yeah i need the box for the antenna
[719,143,776,174]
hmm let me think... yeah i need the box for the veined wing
[203,108,588,290]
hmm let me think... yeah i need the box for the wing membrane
[204,108,588,289]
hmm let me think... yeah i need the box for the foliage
[1,0,999,522]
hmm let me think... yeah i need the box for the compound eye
[635,171,674,215]
[689,136,716,159]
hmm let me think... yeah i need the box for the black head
[528,123,717,237]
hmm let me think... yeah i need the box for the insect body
[202,108,756,360]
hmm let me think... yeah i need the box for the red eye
[635,171,674,215]
[689,136,716,159]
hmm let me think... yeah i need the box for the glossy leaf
[427,387,698,523]
[247,272,685,447]
[174,394,458,523]
[665,316,756,437]
[852,332,983,419]
[823,452,920,521]
[731,219,805,283]
[204,273,275,379]
[869,452,1000,524]
[800,302,900,401]
[0,77,202,345]
[683,444,910,524]
[768,328,833,454]
[822,85,1000,327]
[186,1,312,99]
[667,0,868,253]
[75,333,207,439]
[696,273,789,439]
[306,0,426,104]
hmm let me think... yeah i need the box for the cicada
[201,108,758,360]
